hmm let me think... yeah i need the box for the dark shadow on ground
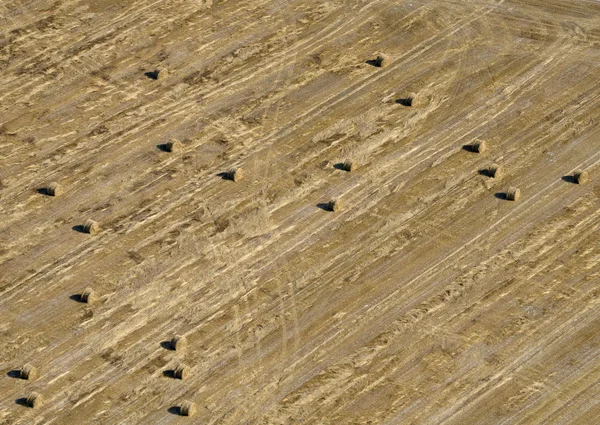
[561,175,576,184]
[70,294,85,303]
[365,59,383,67]
[396,98,413,106]
[160,341,174,351]
[15,398,28,407]
[494,192,507,200]
[72,225,85,233]
[167,406,181,415]
[317,203,332,211]
[7,370,21,379]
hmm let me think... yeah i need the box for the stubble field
[1,0,599,423]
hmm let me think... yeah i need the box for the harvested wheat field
[1,0,600,424]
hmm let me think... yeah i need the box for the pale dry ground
[1,0,600,423]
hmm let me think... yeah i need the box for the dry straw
[27,393,44,408]
[174,365,189,380]
[180,401,197,417]
[84,219,100,235]
[472,140,487,153]
[487,164,502,178]
[342,160,356,172]
[81,288,97,304]
[373,54,390,68]
[20,364,38,380]
[166,139,182,153]
[171,335,187,351]
[327,199,341,212]
[47,182,64,197]
[574,170,589,184]
[506,187,521,201]
[230,168,244,182]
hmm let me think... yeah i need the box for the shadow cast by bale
[160,341,174,351]
[15,398,28,407]
[145,71,159,80]
[156,144,169,152]
[69,294,85,303]
[316,203,333,211]
[561,175,576,184]
[72,225,85,233]
[7,370,21,379]
[365,59,382,67]
[162,369,175,379]
[333,163,347,171]
[494,192,507,200]
[462,144,480,153]
[478,168,492,177]
[37,188,50,196]
[396,98,413,107]
[167,406,181,415]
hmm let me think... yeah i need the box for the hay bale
[342,160,356,172]
[27,392,44,409]
[574,170,589,185]
[472,140,487,153]
[155,68,168,80]
[165,139,182,153]
[180,401,197,417]
[47,182,64,197]
[506,187,521,201]
[20,364,38,380]
[83,219,100,235]
[373,54,390,68]
[170,335,187,351]
[327,199,341,212]
[229,168,244,182]
[487,164,502,179]
[174,365,189,380]
[399,93,429,108]
[81,288,97,304]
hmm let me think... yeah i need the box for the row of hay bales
[465,139,590,201]
[15,335,196,416]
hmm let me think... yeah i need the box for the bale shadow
[561,175,576,184]
[494,192,507,200]
[365,59,383,67]
[478,168,492,177]
[15,398,29,407]
[72,225,85,233]
[145,71,159,80]
[333,163,347,171]
[160,341,174,351]
[162,369,175,379]
[462,144,478,153]
[216,172,233,181]
[7,370,21,379]
[37,188,49,196]
[69,294,85,303]
[156,144,169,152]
[167,406,181,416]
[396,98,413,107]
[316,203,332,212]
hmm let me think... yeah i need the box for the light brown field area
[1,0,599,423]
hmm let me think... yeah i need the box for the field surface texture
[1,0,599,424]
